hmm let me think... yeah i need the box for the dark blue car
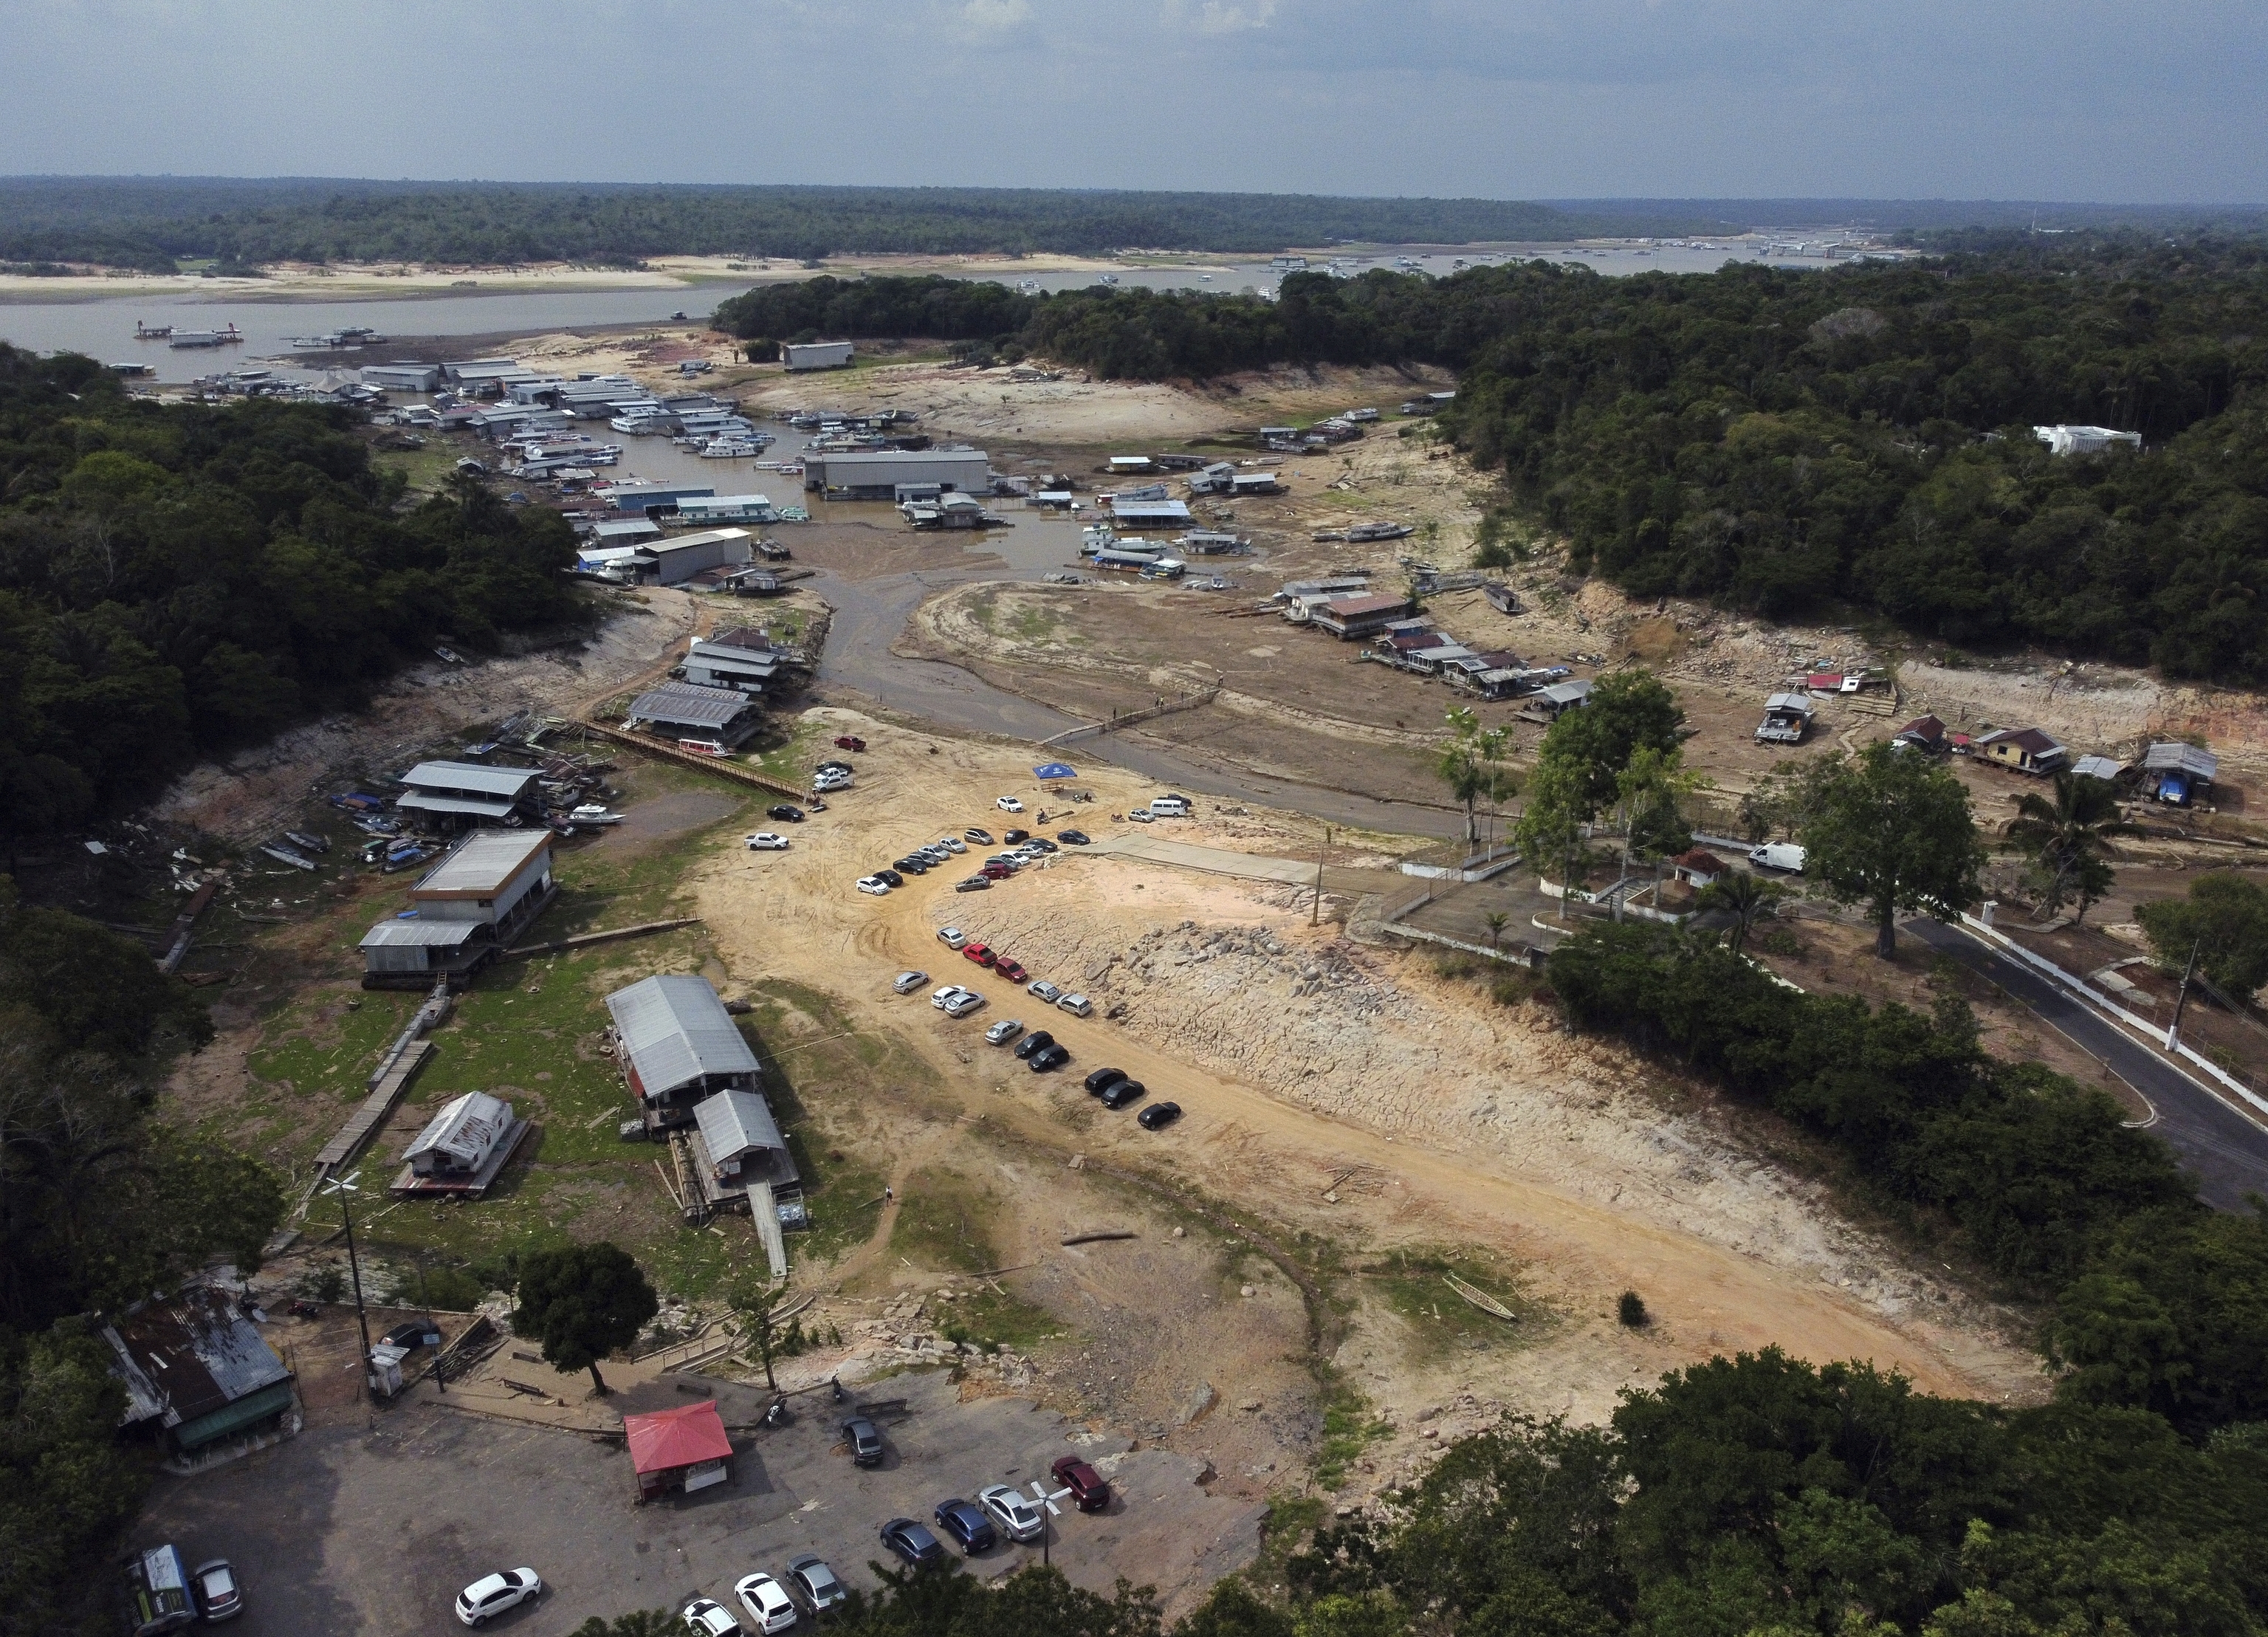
[879,1518,946,1567]
[932,1498,997,1554]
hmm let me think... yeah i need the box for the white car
[978,1483,1047,1542]
[894,971,929,995]
[1028,980,1064,1003]
[1127,809,1155,823]
[858,876,892,896]
[1057,992,1093,1017]
[985,1018,1025,1046]
[684,1597,742,1637]
[932,983,972,1009]
[938,836,968,854]
[746,832,790,851]
[996,796,1025,812]
[735,1572,799,1634]
[814,772,853,792]
[456,1568,541,1627]
[938,927,966,949]
[943,989,986,1017]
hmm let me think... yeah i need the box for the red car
[981,862,1013,880]
[962,942,996,967]
[834,735,867,751]
[994,956,1029,984]
[1051,1455,1110,1512]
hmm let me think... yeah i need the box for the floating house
[359,829,556,987]
[393,1091,529,1196]
[605,975,763,1133]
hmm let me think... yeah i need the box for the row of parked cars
[858,820,1091,898]
[875,1454,1114,1571]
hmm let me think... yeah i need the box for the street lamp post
[322,1170,376,1402]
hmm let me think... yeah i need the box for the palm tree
[1483,911,1511,950]
[2007,769,2138,923]
[1697,871,1779,953]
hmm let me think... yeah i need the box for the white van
[1749,842,1807,874]
[1147,794,1192,818]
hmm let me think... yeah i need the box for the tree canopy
[1801,743,1987,957]
[512,1243,659,1395]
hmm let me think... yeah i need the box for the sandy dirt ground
[690,704,2047,1496]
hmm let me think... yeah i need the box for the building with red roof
[623,1399,735,1500]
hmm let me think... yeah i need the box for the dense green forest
[721,237,2268,679]
[0,177,1599,270]
[0,345,584,837]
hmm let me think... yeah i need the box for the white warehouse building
[781,340,855,371]
[803,447,990,501]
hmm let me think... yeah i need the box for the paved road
[1906,918,2268,1209]
[811,565,1468,840]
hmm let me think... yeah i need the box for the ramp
[314,1040,432,1172]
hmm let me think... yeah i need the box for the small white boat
[700,438,759,458]
[568,804,623,826]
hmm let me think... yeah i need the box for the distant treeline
[723,236,2268,682]
[0,345,584,840]
[0,176,1603,271]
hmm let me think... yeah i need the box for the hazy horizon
[4,1,2261,204]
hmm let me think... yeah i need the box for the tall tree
[1434,708,1511,848]
[2007,769,2137,923]
[1696,871,1780,954]
[511,1243,658,1396]
[2134,873,2268,1001]
[731,1275,790,1393]
[1802,744,1986,958]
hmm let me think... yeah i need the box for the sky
[4,0,2262,202]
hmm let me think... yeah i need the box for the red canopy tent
[622,1399,734,1499]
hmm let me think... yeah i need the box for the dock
[313,1041,432,1173]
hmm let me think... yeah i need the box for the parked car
[962,942,996,967]
[893,971,929,995]
[1102,1079,1146,1109]
[1026,838,1059,854]
[684,1597,741,1637]
[937,836,968,854]
[977,1483,1047,1543]
[1056,993,1093,1017]
[876,868,904,887]
[814,773,853,792]
[1003,828,1030,845]
[980,863,1012,881]
[1012,1029,1056,1060]
[943,990,986,1018]
[843,1416,884,1466]
[766,805,806,823]
[856,876,891,896]
[734,1572,799,1634]
[1127,809,1154,823]
[993,956,1029,984]
[938,927,967,949]
[1749,842,1807,874]
[746,832,790,851]
[931,984,971,1009]
[1029,1043,1072,1072]
[786,1554,847,1616]
[957,876,993,892]
[1052,1455,1112,1511]
[190,1559,244,1622]
[456,1568,542,1627]
[817,759,853,775]
[1137,1101,1183,1130]
[893,857,929,875]
[1028,980,1064,1003]
[985,854,1023,872]
[996,797,1025,812]
[984,1018,1024,1046]
[833,735,867,751]
[965,827,994,845]
[1085,1067,1129,1094]
[1058,829,1091,845]
[879,1519,945,1567]
[934,1497,997,1553]
[382,1319,441,1351]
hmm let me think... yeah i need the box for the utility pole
[323,1171,376,1402]
[416,1255,444,1394]
[1313,824,1333,926]
[2165,936,2203,1053]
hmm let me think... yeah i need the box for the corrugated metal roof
[2072,755,2126,781]
[607,975,760,1099]
[695,1087,785,1159]
[415,829,551,896]
[1764,692,1816,713]
[1319,594,1412,618]
[396,792,518,817]
[103,1285,291,1431]
[402,761,540,797]
[360,920,479,948]
[628,682,752,730]
[2143,741,2218,778]
[1540,680,1595,706]
[405,1091,515,1169]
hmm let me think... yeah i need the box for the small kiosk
[623,1399,735,1501]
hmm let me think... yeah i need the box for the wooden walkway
[749,1181,788,1280]
[574,719,805,800]
[313,1040,433,1172]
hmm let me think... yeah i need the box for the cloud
[960,0,1031,27]
[1163,0,1282,34]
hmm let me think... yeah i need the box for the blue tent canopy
[1033,762,1079,780]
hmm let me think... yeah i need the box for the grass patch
[964,586,1001,635]
[748,717,824,785]
[1243,1494,1328,1598]
[1008,602,1061,642]
[1361,1246,1551,1362]
[1314,1372,1395,1491]
[887,1167,1001,1274]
